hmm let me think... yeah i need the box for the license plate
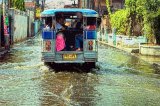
[63,54,77,60]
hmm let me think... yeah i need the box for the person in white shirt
[56,17,65,31]
[43,23,51,31]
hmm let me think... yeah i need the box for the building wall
[81,0,87,8]
[79,0,92,8]
[14,11,28,42]
[78,0,82,8]
[25,1,35,11]
[94,0,106,8]
[78,0,124,12]
[79,0,107,14]
[10,9,28,43]
[110,0,124,11]
[9,9,35,43]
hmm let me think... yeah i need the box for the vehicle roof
[41,8,98,17]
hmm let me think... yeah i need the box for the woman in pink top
[56,32,66,51]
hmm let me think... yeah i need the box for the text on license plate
[63,54,77,60]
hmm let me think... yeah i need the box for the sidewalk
[99,40,160,67]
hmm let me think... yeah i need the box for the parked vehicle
[41,8,99,68]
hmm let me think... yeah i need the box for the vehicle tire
[83,62,96,69]
[44,62,51,65]
[44,62,58,69]
[51,62,59,68]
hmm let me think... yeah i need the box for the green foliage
[0,8,2,14]
[138,0,160,43]
[106,0,111,14]
[110,9,130,35]
[106,0,160,44]
[11,0,25,11]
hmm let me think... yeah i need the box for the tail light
[44,40,51,52]
[88,40,93,51]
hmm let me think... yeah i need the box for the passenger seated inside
[75,34,83,51]
[85,18,96,30]
[55,14,67,52]
[73,12,83,29]
[56,32,66,52]
[85,24,96,30]
[75,17,96,51]
[56,15,66,31]
[73,12,83,51]
[43,23,51,31]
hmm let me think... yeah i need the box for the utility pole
[86,0,90,9]
[8,0,11,8]
[1,0,5,48]
[92,0,95,10]
[2,0,5,16]
[41,0,45,11]
[2,0,10,49]
[78,0,81,8]
[0,1,2,48]
[70,0,76,8]
[72,0,76,8]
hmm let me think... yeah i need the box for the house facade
[78,0,107,16]
[25,1,36,11]
[109,0,125,12]
[78,0,124,15]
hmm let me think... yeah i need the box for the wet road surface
[0,36,160,106]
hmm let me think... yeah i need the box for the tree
[11,0,25,11]
[134,0,160,44]
[106,0,160,44]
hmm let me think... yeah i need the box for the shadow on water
[0,49,25,63]
[44,62,99,73]
[152,63,160,74]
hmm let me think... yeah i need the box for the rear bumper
[42,51,98,63]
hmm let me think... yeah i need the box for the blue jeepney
[41,8,98,67]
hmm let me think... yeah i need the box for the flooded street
[0,36,160,106]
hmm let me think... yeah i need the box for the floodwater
[0,36,160,106]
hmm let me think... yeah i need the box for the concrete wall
[9,9,35,43]
[13,10,28,43]
[140,44,160,56]
[121,36,147,47]
[100,32,147,48]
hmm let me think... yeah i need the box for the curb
[98,41,160,67]
[0,30,41,59]
[98,41,138,53]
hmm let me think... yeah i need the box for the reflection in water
[96,45,160,106]
[98,45,156,75]
[0,49,25,63]
[0,37,43,106]
[0,68,42,106]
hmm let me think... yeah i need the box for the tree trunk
[156,35,160,45]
